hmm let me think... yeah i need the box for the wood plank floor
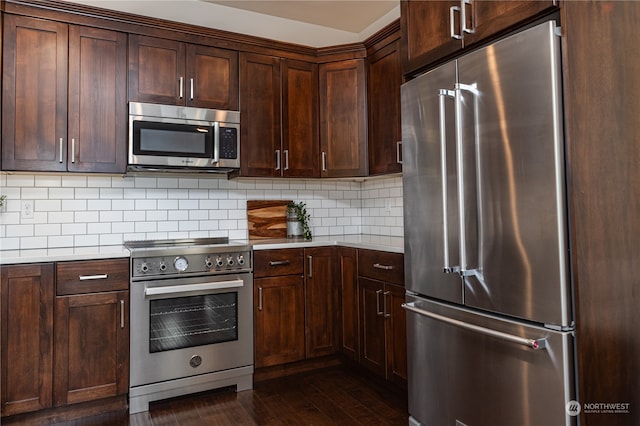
[16,366,408,425]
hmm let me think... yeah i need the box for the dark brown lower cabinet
[359,277,407,387]
[1,259,129,419]
[304,247,338,358]
[339,247,359,361]
[54,291,129,406]
[254,275,305,367]
[0,263,54,416]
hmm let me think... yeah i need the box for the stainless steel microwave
[128,102,240,174]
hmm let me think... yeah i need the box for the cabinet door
[367,40,402,175]
[53,291,129,406]
[358,277,386,376]
[304,247,338,358]
[186,44,238,110]
[128,35,186,105]
[385,283,407,387]
[68,26,127,173]
[400,0,461,75]
[1,15,68,172]
[1,263,54,416]
[339,247,359,361]
[464,0,556,47]
[319,59,367,177]
[282,59,320,178]
[239,53,281,177]
[254,276,305,367]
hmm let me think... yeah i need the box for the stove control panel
[131,250,252,278]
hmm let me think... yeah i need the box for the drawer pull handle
[79,274,108,281]
[373,263,394,270]
[269,260,291,266]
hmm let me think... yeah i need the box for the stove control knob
[174,256,189,272]
[159,262,167,272]
[237,254,245,266]
[205,257,214,269]
[140,262,149,273]
[226,255,235,266]
[216,256,225,267]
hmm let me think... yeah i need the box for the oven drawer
[56,258,129,295]
[254,248,304,278]
[358,249,404,286]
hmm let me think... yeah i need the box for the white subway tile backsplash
[1,174,404,249]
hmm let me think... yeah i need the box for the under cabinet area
[0,258,129,419]
[1,15,127,173]
[128,35,238,110]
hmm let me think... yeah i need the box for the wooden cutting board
[247,200,291,239]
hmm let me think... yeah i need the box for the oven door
[130,273,253,387]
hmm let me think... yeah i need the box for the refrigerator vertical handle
[454,82,478,275]
[439,89,456,273]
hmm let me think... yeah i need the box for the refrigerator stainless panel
[405,294,576,426]
[402,60,463,304]
[457,22,571,327]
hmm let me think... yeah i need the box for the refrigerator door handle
[439,89,457,273]
[454,82,479,276]
[402,302,547,350]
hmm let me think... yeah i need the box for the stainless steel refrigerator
[401,21,576,426]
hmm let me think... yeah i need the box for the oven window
[149,292,237,353]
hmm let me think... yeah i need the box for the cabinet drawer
[254,248,304,278]
[56,258,129,295]
[358,249,404,286]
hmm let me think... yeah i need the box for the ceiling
[65,0,400,47]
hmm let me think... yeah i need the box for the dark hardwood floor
[5,366,407,426]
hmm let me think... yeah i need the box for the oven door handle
[145,279,244,297]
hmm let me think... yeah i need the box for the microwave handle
[212,122,220,164]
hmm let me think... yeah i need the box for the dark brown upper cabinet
[367,39,402,176]
[401,0,556,75]
[240,53,319,178]
[319,59,368,178]
[128,35,238,110]
[2,15,127,173]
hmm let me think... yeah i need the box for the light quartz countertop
[0,245,130,265]
[250,234,404,254]
[0,234,403,266]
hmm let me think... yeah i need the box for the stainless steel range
[125,238,253,414]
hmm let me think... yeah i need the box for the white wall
[0,174,403,250]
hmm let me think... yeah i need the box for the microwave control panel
[219,127,238,159]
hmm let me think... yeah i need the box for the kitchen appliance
[401,21,577,426]
[125,237,253,414]
[128,102,240,175]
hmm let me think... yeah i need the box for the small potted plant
[287,201,312,240]
[0,195,6,211]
